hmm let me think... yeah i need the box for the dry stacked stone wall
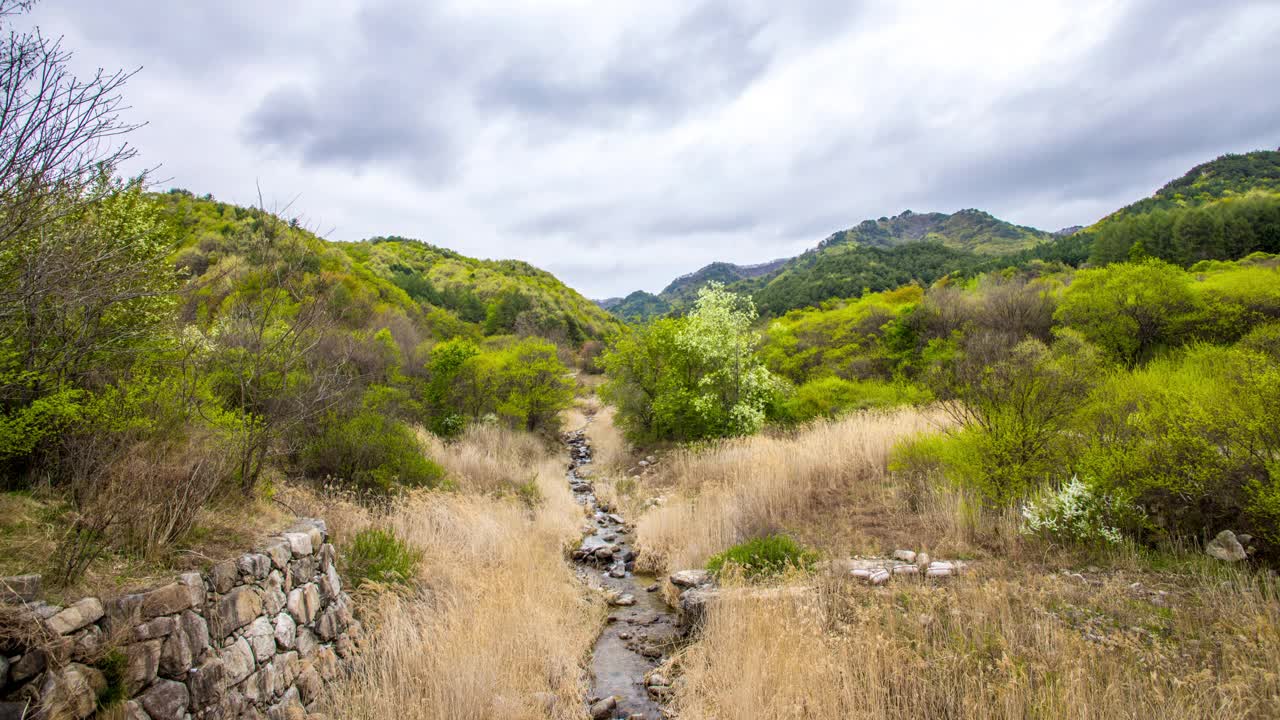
[1,519,361,720]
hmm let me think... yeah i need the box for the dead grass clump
[320,430,600,719]
[417,423,550,496]
[671,564,1280,719]
[636,409,946,572]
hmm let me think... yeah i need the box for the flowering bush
[1021,476,1125,545]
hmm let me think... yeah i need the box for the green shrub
[344,528,422,588]
[778,376,929,424]
[303,410,445,494]
[706,535,818,580]
[94,649,129,709]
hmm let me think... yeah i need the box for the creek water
[565,426,678,719]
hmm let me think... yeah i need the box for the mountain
[162,189,623,344]
[598,290,671,323]
[603,208,1056,320]
[1086,149,1280,265]
[818,209,1053,255]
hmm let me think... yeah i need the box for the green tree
[1055,261,1201,366]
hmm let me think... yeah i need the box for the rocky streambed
[564,427,679,720]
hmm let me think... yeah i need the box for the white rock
[893,549,917,563]
[869,569,891,585]
[892,564,918,576]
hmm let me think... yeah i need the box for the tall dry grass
[318,424,601,720]
[670,566,1280,719]
[635,408,946,572]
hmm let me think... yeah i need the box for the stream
[565,425,679,720]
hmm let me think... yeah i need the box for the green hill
[1087,150,1280,265]
[820,208,1052,255]
[599,290,671,322]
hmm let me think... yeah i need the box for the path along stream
[565,425,679,720]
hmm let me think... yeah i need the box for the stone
[679,588,718,633]
[210,561,239,594]
[286,584,321,625]
[893,549,917,563]
[104,593,145,634]
[295,627,320,658]
[0,574,41,603]
[319,562,342,601]
[122,700,150,720]
[217,586,263,637]
[669,569,711,589]
[40,662,105,720]
[142,583,195,619]
[851,568,872,579]
[139,678,189,720]
[71,624,105,661]
[282,532,313,557]
[267,686,304,720]
[260,539,293,570]
[590,696,617,720]
[1206,530,1248,562]
[926,562,956,578]
[186,655,226,708]
[609,593,636,607]
[220,637,256,686]
[133,615,176,642]
[609,567,626,579]
[915,552,931,570]
[246,617,277,662]
[315,603,349,641]
[317,543,336,573]
[869,569,891,585]
[275,612,298,651]
[10,649,47,683]
[176,572,205,609]
[238,553,273,581]
[159,626,192,678]
[127,638,163,689]
[335,632,356,660]
[47,597,104,635]
[289,555,318,587]
[295,660,322,705]
[313,646,339,680]
[892,564,919,576]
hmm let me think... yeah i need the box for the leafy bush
[344,528,422,588]
[777,377,929,423]
[705,535,818,580]
[303,410,445,494]
[1020,476,1125,546]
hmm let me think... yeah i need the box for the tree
[1055,261,1201,366]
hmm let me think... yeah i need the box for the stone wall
[1,519,362,720]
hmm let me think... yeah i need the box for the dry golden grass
[634,408,947,572]
[671,564,1280,719]
[319,422,601,720]
[416,423,551,496]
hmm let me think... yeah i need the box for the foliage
[1055,261,1202,366]
[602,283,781,441]
[705,534,818,579]
[343,527,422,588]
[1020,476,1124,546]
[776,377,929,424]
[302,409,445,494]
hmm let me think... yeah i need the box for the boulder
[589,696,617,719]
[210,561,239,594]
[869,569,891,585]
[246,616,277,662]
[295,627,320,658]
[286,584,321,625]
[275,612,298,651]
[139,678,189,720]
[678,587,718,633]
[295,660,322,705]
[186,655,226,709]
[141,583,195,619]
[39,663,105,720]
[608,593,636,607]
[126,638,163,688]
[893,549,917,563]
[122,700,150,720]
[1206,530,1248,562]
[216,586,264,637]
[176,572,205,609]
[0,575,41,604]
[260,539,293,570]
[267,686,304,720]
[282,532,313,557]
[47,597,104,635]
[238,553,273,581]
[926,562,956,578]
[133,615,176,642]
[669,569,711,589]
[104,593,145,634]
[220,637,256,686]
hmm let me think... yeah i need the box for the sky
[21,0,1280,298]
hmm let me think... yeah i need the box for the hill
[659,259,789,306]
[819,208,1052,255]
[598,290,671,322]
[1087,150,1280,265]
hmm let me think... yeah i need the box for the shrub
[303,410,445,494]
[705,535,818,580]
[343,528,422,588]
[777,377,929,423]
[1020,476,1125,546]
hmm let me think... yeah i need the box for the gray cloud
[16,0,1280,297]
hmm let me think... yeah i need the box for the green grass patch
[343,528,422,588]
[706,534,818,580]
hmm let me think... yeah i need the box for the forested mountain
[818,208,1052,254]
[658,259,789,305]
[1087,150,1280,265]
[597,290,671,322]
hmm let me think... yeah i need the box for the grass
[316,416,603,720]
[343,528,422,588]
[619,407,1280,719]
[706,535,818,580]
[634,408,948,572]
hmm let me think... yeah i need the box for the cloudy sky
[22,0,1280,297]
